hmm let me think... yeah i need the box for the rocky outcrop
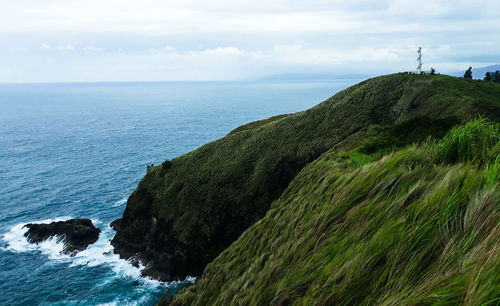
[24,219,101,255]
[110,218,121,231]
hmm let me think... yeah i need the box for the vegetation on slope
[112,73,500,281]
[166,119,500,305]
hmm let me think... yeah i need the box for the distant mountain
[259,72,371,81]
[452,64,500,79]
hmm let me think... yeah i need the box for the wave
[112,197,128,207]
[1,217,195,288]
[2,216,73,257]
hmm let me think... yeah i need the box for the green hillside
[112,73,500,288]
[165,118,500,305]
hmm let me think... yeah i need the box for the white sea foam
[96,294,149,306]
[112,197,127,207]
[1,216,72,258]
[2,217,195,288]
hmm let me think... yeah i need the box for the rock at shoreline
[24,219,101,255]
[110,218,121,231]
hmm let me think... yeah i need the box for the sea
[0,79,360,305]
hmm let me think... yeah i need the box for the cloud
[57,44,75,51]
[83,46,106,54]
[198,47,243,56]
[1,0,495,35]
[0,0,499,82]
[38,43,75,54]
[39,44,105,55]
[148,45,176,53]
[40,43,52,51]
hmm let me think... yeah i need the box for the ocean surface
[0,79,360,305]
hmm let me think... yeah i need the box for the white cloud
[269,45,406,66]
[0,0,499,82]
[38,43,76,54]
[198,47,243,56]
[2,0,495,35]
[40,44,52,51]
[83,46,105,54]
[148,45,176,53]
[56,44,75,54]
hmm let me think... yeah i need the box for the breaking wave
[2,217,195,288]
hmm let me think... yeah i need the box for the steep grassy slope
[112,73,500,281]
[166,119,500,305]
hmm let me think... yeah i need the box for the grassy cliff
[112,73,500,284]
[166,118,500,305]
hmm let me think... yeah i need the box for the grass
[434,118,500,164]
[166,119,500,305]
[227,114,290,135]
[485,157,500,187]
[113,73,500,282]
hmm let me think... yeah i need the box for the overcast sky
[1,0,499,83]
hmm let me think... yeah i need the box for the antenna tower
[417,47,422,74]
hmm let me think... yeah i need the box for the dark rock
[24,219,101,255]
[141,266,170,280]
[110,218,121,231]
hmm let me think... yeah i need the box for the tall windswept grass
[434,118,500,164]
[116,73,500,288]
[167,118,500,306]
[485,157,500,186]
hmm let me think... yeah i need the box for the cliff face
[111,74,500,282]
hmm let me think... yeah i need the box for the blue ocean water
[0,80,359,305]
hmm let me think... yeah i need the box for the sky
[0,0,499,83]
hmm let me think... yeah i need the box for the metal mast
[417,47,422,74]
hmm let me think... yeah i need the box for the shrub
[464,67,473,79]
